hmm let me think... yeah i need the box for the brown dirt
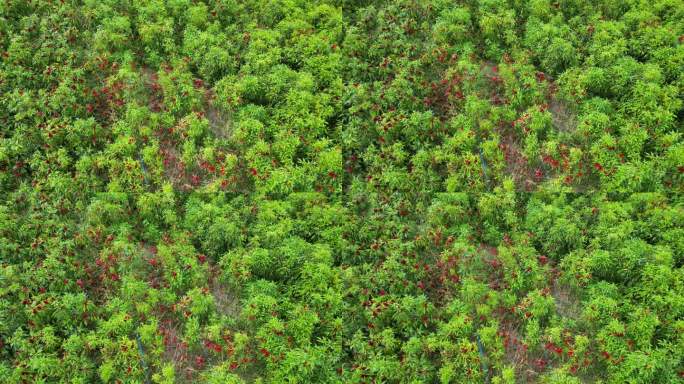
[551,278,582,321]
[498,131,539,192]
[549,98,577,135]
[209,265,241,318]
[205,91,233,139]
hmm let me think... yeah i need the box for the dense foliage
[1,0,683,383]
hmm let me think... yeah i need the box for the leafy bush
[1,0,682,383]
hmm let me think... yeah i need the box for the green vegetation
[1,0,683,383]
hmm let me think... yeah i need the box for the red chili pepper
[534,168,543,180]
